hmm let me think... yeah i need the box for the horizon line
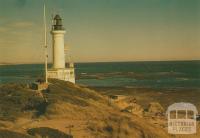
[1,59,200,65]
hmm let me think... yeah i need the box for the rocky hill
[0,79,199,138]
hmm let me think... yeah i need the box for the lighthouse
[47,14,75,83]
[52,15,66,69]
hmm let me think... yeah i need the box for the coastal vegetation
[0,79,199,137]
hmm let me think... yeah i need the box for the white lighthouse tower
[47,14,75,83]
[52,15,66,69]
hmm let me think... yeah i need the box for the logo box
[166,102,198,134]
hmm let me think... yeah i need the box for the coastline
[92,86,200,111]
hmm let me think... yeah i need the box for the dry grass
[0,79,199,137]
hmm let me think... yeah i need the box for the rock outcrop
[147,102,165,116]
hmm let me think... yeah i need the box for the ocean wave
[77,71,186,80]
[176,78,189,81]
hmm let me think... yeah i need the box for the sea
[0,61,200,89]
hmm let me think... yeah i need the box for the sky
[0,0,200,63]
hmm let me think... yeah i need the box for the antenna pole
[43,1,48,83]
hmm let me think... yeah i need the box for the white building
[47,15,75,83]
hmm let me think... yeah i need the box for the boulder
[122,103,144,117]
[147,102,164,116]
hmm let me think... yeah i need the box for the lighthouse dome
[54,14,62,20]
[53,14,64,30]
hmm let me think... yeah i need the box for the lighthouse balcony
[47,68,75,83]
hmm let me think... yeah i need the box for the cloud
[15,0,27,8]
[10,21,34,28]
[0,27,9,33]
[0,21,34,34]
